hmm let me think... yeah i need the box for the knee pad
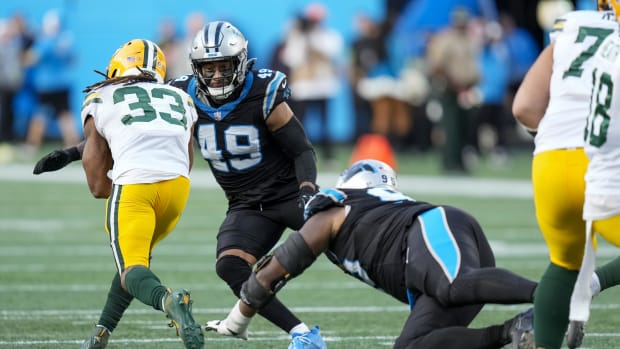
[215,255,252,297]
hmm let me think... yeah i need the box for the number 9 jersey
[535,10,618,154]
[80,82,198,184]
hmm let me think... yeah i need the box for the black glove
[33,147,81,175]
[298,185,317,209]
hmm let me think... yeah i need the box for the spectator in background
[282,2,343,165]
[500,11,539,132]
[165,12,206,80]
[473,19,511,163]
[23,8,80,154]
[426,6,480,174]
[0,18,24,144]
[349,13,381,141]
[353,14,429,152]
[157,17,180,81]
[13,12,34,51]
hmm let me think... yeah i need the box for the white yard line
[0,164,533,198]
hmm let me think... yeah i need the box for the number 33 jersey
[583,33,620,220]
[535,10,618,154]
[80,82,198,184]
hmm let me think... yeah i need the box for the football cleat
[289,325,327,349]
[164,288,204,349]
[505,308,534,349]
[205,318,248,340]
[80,325,109,349]
[566,320,585,349]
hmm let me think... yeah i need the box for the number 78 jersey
[81,81,198,184]
[536,10,618,154]
[584,33,620,219]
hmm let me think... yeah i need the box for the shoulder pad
[251,69,290,118]
[551,10,617,41]
[167,74,193,89]
[304,188,346,220]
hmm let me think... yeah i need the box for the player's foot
[289,325,327,349]
[80,325,109,349]
[205,318,248,340]
[505,308,534,349]
[164,288,204,349]
[567,320,585,349]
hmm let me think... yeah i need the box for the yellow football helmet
[106,39,166,82]
[598,0,620,17]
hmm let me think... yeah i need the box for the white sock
[226,300,251,334]
[590,272,601,297]
[289,323,310,336]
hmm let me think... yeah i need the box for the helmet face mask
[336,159,398,190]
[106,39,166,82]
[190,21,249,101]
[598,0,620,18]
[195,57,238,95]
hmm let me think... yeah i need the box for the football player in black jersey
[209,159,540,349]
[33,21,324,349]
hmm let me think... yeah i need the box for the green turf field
[1,151,620,348]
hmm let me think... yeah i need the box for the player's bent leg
[395,295,522,349]
[215,254,304,333]
[82,272,134,348]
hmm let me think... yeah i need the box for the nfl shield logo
[213,112,222,121]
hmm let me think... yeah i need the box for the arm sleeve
[271,116,317,185]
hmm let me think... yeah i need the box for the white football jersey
[81,81,198,184]
[583,33,620,219]
[534,10,618,155]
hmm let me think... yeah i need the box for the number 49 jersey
[535,10,618,154]
[169,69,298,206]
[583,34,620,220]
[80,81,198,184]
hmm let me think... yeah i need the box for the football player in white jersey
[568,21,620,348]
[79,39,203,349]
[513,2,620,348]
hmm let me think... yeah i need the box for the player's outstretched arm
[32,141,85,175]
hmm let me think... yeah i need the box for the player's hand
[33,148,79,175]
[205,319,248,340]
[298,185,317,209]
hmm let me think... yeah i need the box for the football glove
[32,147,81,175]
[298,185,317,209]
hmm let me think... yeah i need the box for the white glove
[205,318,248,340]
[204,301,250,340]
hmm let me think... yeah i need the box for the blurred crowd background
[0,0,592,173]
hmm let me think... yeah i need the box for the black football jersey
[169,70,298,206]
[306,187,435,301]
